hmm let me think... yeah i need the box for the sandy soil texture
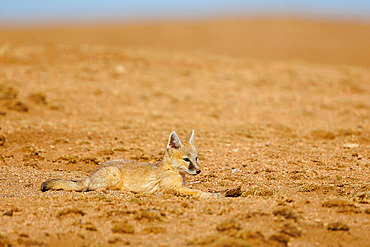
[0,18,369,246]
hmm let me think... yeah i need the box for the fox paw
[202,192,222,199]
[212,193,222,198]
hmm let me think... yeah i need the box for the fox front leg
[178,187,221,199]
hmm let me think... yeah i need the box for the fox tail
[41,179,89,192]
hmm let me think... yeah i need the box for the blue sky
[1,0,370,25]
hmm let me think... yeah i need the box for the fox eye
[183,158,190,162]
[196,157,198,161]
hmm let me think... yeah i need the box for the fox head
[166,130,201,176]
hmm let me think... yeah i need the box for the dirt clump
[242,188,275,197]
[112,222,135,234]
[353,191,370,204]
[56,208,85,218]
[79,156,100,165]
[143,225,166,234]
[188,235,250,247]
[326,222,349,231]
[133,210,162,222]
[0,83,18,100]
[84,222,98,231]
[0,134,5,146]
[322,198,354,208]
[210,237,250,247]
[225,186,243,197]
[310,130,336,140]
[269,233,290,246]
[237,230,265,240]
[97,149,115,156]
[236,230,266,246]
[28,92,48,105]
[272,206,300,221]
[5,100,29,112]
[216,219,242,232]
[0,234,12,247]
[2,209,14,216]
[322,198,361,213]
[108,237,130,245]
[187,234,221,246]
[280,222,302,237]
[17,238,44,246]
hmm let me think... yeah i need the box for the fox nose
[196,170,201,174]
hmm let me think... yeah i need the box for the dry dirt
[0,18,369,247]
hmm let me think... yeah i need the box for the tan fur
[41,130,219,199]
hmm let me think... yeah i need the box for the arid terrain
[0,18,369,246]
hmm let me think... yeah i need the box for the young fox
[41,130,219,199]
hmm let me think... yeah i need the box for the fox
[41,130,219,199]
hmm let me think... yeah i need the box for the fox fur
[41,130,219,199]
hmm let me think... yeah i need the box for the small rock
[327,222,349,231]
[231,168,241,173]
[115,65,126,74]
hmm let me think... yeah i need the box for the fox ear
[188,129,195,145]
[167,131,182,149]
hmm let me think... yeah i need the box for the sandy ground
[0,18,369,246]
[1,18,370,68]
